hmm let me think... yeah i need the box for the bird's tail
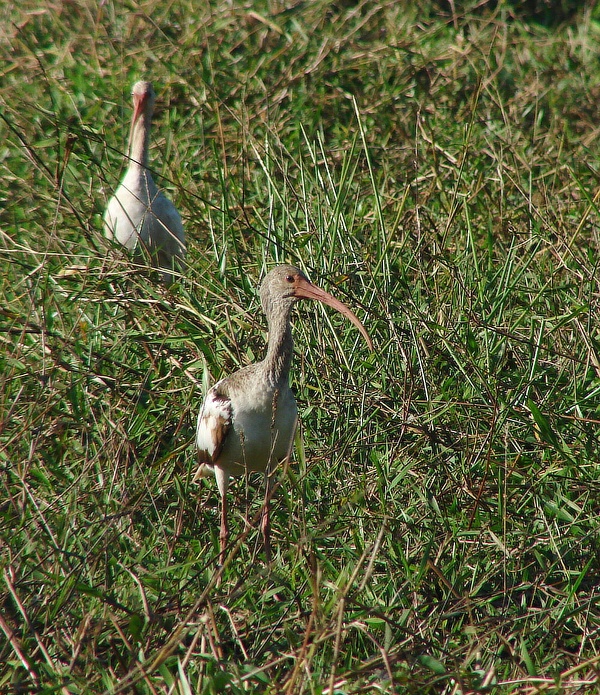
[192,462,214,483]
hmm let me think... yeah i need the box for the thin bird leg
[219,492,228,567]
[261,467,271,564]
[215,468,230,568]
[281,413,299,478]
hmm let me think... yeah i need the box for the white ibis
[104,80,186,284]
[195,264,372,565]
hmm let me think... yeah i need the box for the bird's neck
[262,307,293,387]
[128,114,150,169]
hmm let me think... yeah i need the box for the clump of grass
[1,1,600,693]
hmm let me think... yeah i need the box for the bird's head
[131,81,156,124]
[260,264,372,349]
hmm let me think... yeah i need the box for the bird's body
[104,81,185,284]
[195,265,372,565]
[196,363,298,492]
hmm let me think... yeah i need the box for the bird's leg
[215,469,230,569]
[219,492,228,567]
[262,468,271,564]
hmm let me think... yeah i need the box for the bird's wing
[154,193,185,250]
[196,385,232,466]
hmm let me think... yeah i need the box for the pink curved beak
[293,277,373,350]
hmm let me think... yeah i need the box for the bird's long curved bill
[295,278,373,350]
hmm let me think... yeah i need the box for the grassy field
[1,0,600,692]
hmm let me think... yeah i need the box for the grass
[1,0,600,692]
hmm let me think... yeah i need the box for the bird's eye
[285,275,294,283]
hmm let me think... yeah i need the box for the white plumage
[104,81,185,284]
[195,367,298,495]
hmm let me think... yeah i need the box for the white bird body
[104,81,185,283]
[195,265,372,565]
[196,365,298,495]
